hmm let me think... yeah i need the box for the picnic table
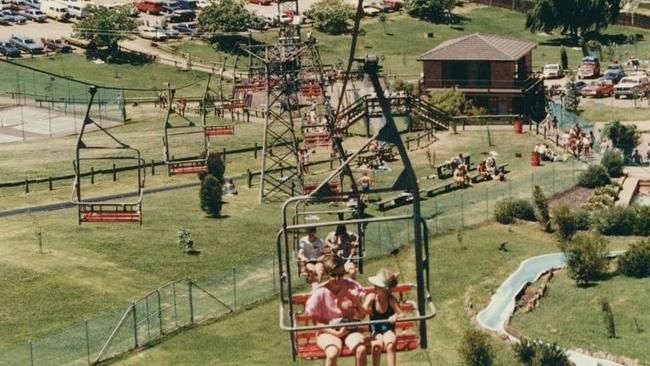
[434,153,472,179]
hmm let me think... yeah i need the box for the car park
[65,3,88,18]
[581,79,614,98]
[41,37,72,52]
[19,8,47,21]
[164,8,194,22]
[40,1,69,20]
[161,0,180,13]
[23,0,40,8]
[0,41,20,56]
[9,34,44,54]
[542,64,563,79]
[133,0,162,14]
[577,55,601,79]
[613,75,650,99]
[1,9,27,23]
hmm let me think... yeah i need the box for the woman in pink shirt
[305,256,368,366]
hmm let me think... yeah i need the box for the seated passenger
[325,224,359,277]
[304,256,368,366]
[223,179,238,195]
[477,161,490,179]
[298,227,326,284]
[450,153,464,170]
[485,152,498,177]
[632,149,643,165]
[363,269,405,366]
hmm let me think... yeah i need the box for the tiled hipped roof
[417,33,537,61]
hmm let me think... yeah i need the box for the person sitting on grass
[298,227,326,285]
[453,164,470,187]
[325,224,359,278]
[363,269,405,366]
[357,172,372,203]
[223,179,238,195]
[632,149,643,165]
[304,256,368,366]
[485,152,498,176]
[477,161,490,180]
[450,153,464,170]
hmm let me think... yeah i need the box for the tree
[525,0,622,39]
[602,120,640,156]
[533,185,551,232]
[559,233,609,286]
[405,0,456,23]
[563,81,580,113]
[551,205,577,241]
[560,46,568,70]
[577,164,610,188]
[199,174,223,217]
[74,5,139,59]
[428,89,486,116]
[308,0,352,35]
[600,150,624,177]
[458,329,495,366]
[198,0,253,41]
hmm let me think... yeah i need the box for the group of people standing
[564,123,595,159]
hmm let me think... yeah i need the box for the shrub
[513,339,571,366]
[601,150,625,178]
[533,185,551,231]
[594,184,619,199]
[458,329,495,366]
[578,165,610,188]
[592,206,636,236]
[551,205,577,241]
[494,198,536,224]
[560,233,609,286]
[618,240,650,278]
[405,0,456,22]
[633,205,650,236]
[584,194,615,211]
[198,152,226,183]
[574,209,591,230]
[199,174,223,217]
[602,120,640,156]
[601,299,616,338]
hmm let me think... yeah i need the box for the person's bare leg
[314,263,325,283]
[318,334,342,366]
[371,334,384,366]
[324,346,339,366]
[346,333,367,366]
[383,331,397,366]
[355,344,367,366]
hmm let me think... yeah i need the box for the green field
[171,5,650,77]
[512,270,650,364]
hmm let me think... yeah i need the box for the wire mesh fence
[0,156,591,366]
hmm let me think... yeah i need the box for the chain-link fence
[0,154,591,365]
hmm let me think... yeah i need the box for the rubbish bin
[531,151,541,166]
[514,119,523,134]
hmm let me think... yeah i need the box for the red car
[133,0,163,14]
[581,80,614,98]
[248,0,272,5]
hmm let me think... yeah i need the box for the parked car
[19,8,47,21]
[160,0,179,13]
[195,0,209,8]
[581,79,614,98]
[577,55,601,79]
[40,1,69,20]
[1,9,27,23]
[248,16,268,31]
[133,0,162,14]
[0,14,11,23]
[172,22,199,35]
[603,69,625,84]
[384,0,403,11]
[176,0,196,9]
[9,34,44,54]
[613,75,650,99]
[41,37,72,52]
[139,26,167,40]
[248,0,271,5]
[556,80,587,95]
[542,63,563,79]
[153,25,180,39]
[164,9,194,22]
[362,5,381,16]
[0,41,21,56]
[23,0,40,8]
[62,32,88,48]
[65,2,88,18]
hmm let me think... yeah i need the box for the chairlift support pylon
[71,86,145,224]
[276,55,436,361]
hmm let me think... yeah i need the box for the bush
[594,184,619,199]
[513,338,571,366]
[601,299,617,338]
[578,165,610,188]
[574,209,591,230]
[592,206,636,236]
[583,194,615,211]
[199,174,223,217]
[551,205,577,241]
[494,198,536,224]
[601,150,625,178]
[198,152,226,183]
[405,0,456,22]
[308,0,352,35]
[633,205,650,236]
[458,329,495,366]
[533,185,551,231]
[560,233,609,286]
[602,120,640,156]
[618,240,650,278]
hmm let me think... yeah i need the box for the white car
[195,0,210,8]
[139,26,167,41]
[613,76,650,99]
[362,5,381,16]
[542,64,563,79]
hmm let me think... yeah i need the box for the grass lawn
[171,5,650,77]
[511,270,650,364]
[581,106,650,122]
[0,54,210,99]
[111,222,571,366]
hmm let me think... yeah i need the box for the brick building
[418,33,545,119]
